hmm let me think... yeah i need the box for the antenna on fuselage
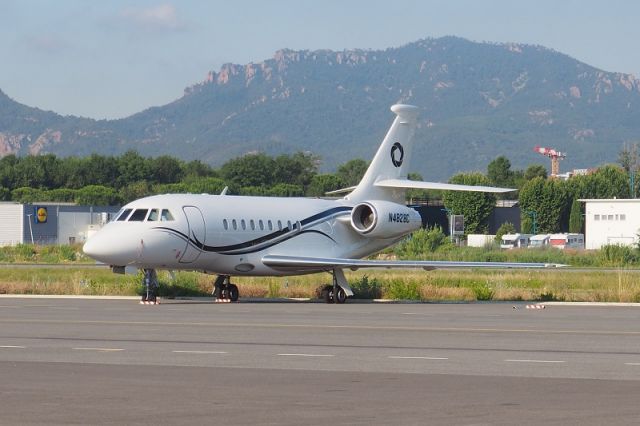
[220,186,229,196]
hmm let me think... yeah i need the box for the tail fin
[347,104,420,203]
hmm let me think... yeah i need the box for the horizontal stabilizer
[262,255,565,272]
[374,179,515,193]
[325,186,357,196]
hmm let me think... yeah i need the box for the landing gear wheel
[320,286,333,304]
[335,287,347,304]
[227,284,239,302]
[213,275,239,302]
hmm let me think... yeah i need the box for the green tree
[221,153,275,188]
[495,222,516,242]
[273,152,318,188]
[151,155,184,184]
[524,164,548,180]
[442,173,496,234]
[117,151,151,188]
[267,183,305,197]
[120,180,151,203]
[569,165,629,199]
[185,177,227,194]
[75,185,120,205]
[306,174,345,197]
[568,198,584,233]
[11,187,46,203]
[487,156,514,187]
[519,177,571,233]
[336,159,368,186]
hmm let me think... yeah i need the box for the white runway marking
[72,347,124,352]
[389,356,449,360]
[0,345,25,349]
[505,359,566,364]
[277,353,335,357]
[624,362,640,366]
[172,350,227,354]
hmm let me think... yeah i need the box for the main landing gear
[141,269,159,305]
[319,269,352,304]
[212,275,239,302]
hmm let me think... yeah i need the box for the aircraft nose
[83,234,106,261]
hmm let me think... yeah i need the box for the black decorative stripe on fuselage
[153,206,351,255]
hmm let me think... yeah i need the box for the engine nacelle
[350,200,422,239]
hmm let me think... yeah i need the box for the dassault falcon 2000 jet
[83,104,559,303]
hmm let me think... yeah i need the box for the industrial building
[0,202,120,246]
[581,199,640,249]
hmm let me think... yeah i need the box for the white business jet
[83,104,557,303]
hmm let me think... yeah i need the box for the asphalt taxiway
[1,297,639,425]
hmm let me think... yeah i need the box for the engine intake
[350,201,421,239]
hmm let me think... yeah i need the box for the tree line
[443,154,634,235]
[0,146,635,238]
[0,151,369,205]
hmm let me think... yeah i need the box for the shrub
[384,279,421,300]
[472,281,494,300]
[495,222,516,243]
[351,275,382,299]
[599,244,638,267]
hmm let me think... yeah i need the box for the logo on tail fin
[391,142,404,167]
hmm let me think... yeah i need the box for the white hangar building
[581,199,640,249]
[0,202,120,246]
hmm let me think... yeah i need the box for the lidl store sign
[35,206,48,223]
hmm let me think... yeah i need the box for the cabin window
[250,219,255,230]
[147,209,159,221]
[129,209,148,221]
[594,214,600,221]
[277,220,282,231]
[287,220,292,230]
[608,215,614,221]
[232,219,237,230]
[160,209,175,221]
[116,209,132,221]
[620,214,626,221]
[259,220,264,230]
[223,219,228,230]
[241,219,246,230]
[268,220,273,231]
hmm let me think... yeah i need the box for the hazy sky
[1,0,639,119]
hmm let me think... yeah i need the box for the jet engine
[350,201,422,239]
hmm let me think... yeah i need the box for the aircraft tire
[335,287,347,304]
[321,286,333,304]
[228,284,239,302]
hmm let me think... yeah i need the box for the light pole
[26,213,34,244]
[441,208,453,242]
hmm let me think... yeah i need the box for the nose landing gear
[213,275,239,302]
[141,269,159,305]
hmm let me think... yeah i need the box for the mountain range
[1,36,639,180]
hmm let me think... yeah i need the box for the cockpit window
[147,209,159,221]
[160,209,174,221]
[116,209,133,221]
[129,209,148,221]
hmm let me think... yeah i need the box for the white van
[500,234,532,249]
[528,234,551,248]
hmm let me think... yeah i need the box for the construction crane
[534,146,566,177]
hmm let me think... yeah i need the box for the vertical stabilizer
[347,104,420,203]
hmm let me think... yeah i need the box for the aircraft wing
[262,255,565,272]
[374,179,515,193]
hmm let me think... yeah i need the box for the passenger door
[180,206,206,263]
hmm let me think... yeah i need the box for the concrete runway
[1,297,640,425]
